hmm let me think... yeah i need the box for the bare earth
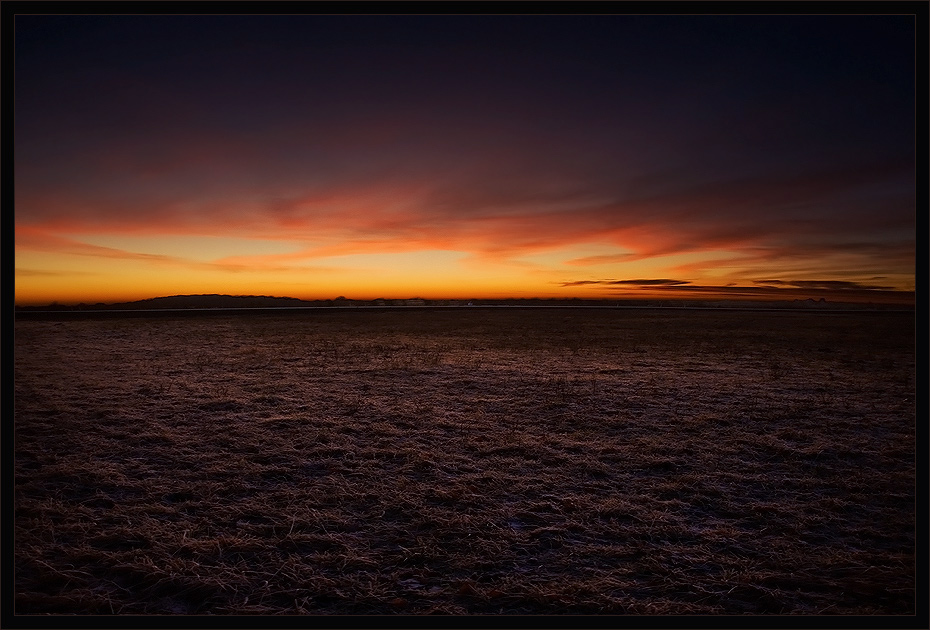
[13,307,916,615]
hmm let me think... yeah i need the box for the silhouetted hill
[15,294,322,311]
[14,293,914,312]
[120,294,315,309]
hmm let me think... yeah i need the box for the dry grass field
[13,307,916,616]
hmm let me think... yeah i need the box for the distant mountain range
[14,293,911,312]
[17,294,329,310]
[105,294,318,309]
[15,294,440,311]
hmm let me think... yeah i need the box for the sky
[14,14,917,305]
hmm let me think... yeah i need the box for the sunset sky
[14,14,917,305]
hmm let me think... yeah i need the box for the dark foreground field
[13,308,916,616]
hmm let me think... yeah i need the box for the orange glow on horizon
[15,188,915,307]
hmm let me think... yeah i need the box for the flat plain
[13,307,916,615]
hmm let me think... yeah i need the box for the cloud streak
[753,279,896,291]
[561,279,691,287]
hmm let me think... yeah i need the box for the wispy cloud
[753,279,896,291]
[15,227,335,275]
[15,268,97,277]
[16,228,183,263]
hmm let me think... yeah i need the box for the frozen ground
[13,308,916,615]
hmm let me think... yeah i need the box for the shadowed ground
[13,308,915,615]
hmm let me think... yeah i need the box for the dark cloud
[752,279,898,290]
[670,280,898,293]
[610,279,691,286]
[562,279,910,301]
[765,280,896,291]
[561,279,691,287]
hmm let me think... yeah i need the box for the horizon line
[14,290,917,309]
